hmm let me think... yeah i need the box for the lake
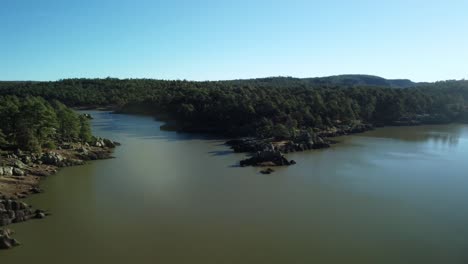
[2,111,468,263]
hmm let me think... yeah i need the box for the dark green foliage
[52,100,80,141]
[0,129,7,148]
[0,96,93,152]
[1,77,468,139]
[78,115,93,143]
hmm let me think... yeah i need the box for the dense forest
[0,96,93,152]
[1,76,468,140]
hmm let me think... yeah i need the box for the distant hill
[220,75,419,88]
[303,75,418,88]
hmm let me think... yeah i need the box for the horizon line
[1,74,466,83]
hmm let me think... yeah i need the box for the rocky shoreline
[227,123,374,169]
[0,199,48,250]
[0,138,119,249]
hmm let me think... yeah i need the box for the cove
[2,111,468,264]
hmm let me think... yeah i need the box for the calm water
[2,111,468,263]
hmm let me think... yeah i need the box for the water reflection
[360,125,465,148]
[85,111,223,142]
[4,112,468,264]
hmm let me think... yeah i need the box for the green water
[2,111,468,263]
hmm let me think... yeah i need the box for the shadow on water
[82,110,227,142]
[87,111,467,148]
[356,124,466,147]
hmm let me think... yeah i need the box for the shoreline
[1,110,464,249]
[0,138,118,249]
[0,139,118,199]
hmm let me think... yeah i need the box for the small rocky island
[227,123,373,170]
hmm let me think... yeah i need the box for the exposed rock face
[0,229,20,249]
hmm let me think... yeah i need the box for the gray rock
[13,160,27,169]
[41,152,65,166]
[2,167,13,176]
[0,229,20,249]
[13,168,25,176]
[103,138,116,148]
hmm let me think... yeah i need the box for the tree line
[0,96,93,152]
[1,77,468,139]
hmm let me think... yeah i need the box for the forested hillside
[0,96,93,152]
[1,77,468,139]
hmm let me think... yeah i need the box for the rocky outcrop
[227,132,332,155]
[240,150,295,167]
[227,124,373,167]
[260,168,275,174]
[13,168,25,176]
[226,138,270,153]
[0,166,26,177]
[317,123,374,138]
[0,138,120,249]
[0,140,119,199]
[0,198,47,227]
[40,152,66,166]
[0,229,20,249]
[0,167,13,176]
[93,138,120,148]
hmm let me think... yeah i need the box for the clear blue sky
[1,0,467,82]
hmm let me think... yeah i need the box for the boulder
[103,139,116,148]
[83,113,93,119]
[35,210,46,219]
[0,229,20,249]
[13,160,27,169]
[30,187,42,194]
[77,147,88,155]
[41,152,65,166]
[260,168,275,174]
[2,167,13,176]
[94,138,105,148]
[0,199,46,227]
[13,168,25,176]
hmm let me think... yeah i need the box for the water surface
[2,112,468,263]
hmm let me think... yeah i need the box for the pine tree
[79,115,93,142]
